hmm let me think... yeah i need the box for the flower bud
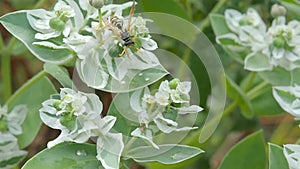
[273,37,285,48]
[49,17,66,31]
[88,0,112,9]
[271,4,287,18]
[53,100,62,111]
[60,113,76,130]
[169,78,180,89]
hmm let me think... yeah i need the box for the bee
[104,0,139,57]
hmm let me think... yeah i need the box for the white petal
[141,38,158,51]
[7,105,27,135]
[131,128,159,149]
[33,41,67,49]
[176,105,203,115]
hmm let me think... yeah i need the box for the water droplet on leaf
[145,77,150,81]
[76,149,87,156]
[138,73,143,76]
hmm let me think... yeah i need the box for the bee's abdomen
[121,32,135,46]
[111,17,123,30]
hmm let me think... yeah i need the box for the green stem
[1,36,17,101]
[242,72,257,92]
[1,49,11,101]
[199,0,228,31]
[247,81,269,100]
[178,48,191,79]
[98,9,103,27]
[6,70,47,106]
[177,0,228,79]
[123,137,137,155]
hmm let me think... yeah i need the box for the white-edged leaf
[126,144,204,164]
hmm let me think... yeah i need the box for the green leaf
[44,63,74,89]
[210,14,246,63]
[279,0,300,19]
[126,144,204,164]
[107,92,140,137]
[22,142,103,169]
[259,67,293,86]
[7,72,57,148]
[7,0,36,10]
[218,130,267,169]
[0,11,73,64]
[103,66,168,93]
[226,76,254,119]
[210,14,231,36]
[252,86,284,116]
[139,0,190,21]
[268,143,289,169]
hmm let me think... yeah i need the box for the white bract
[273,85,300,120]
[129,79,203,148]
[39,88,124,169]
[217,8,266,52]
[0,105,27,135]
[0,105,28,169]
[284,144,300,169]
[0,133,27,169]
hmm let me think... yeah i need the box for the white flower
[39,88,104,147]
[283,144,300,169]
[0,105,27,135]
[155,91,169,106]
[222,8,267,51]
[266,17,300,70]
[27,0,78,40]
[129,80,203,148]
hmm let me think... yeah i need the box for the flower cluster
[130,79,203,148]
[27,0,161,90]
[39,88,123,169]
[217,7,300,71]
[0,105,27,169]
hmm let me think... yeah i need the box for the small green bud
[239,17,252,26]
[169,78,180,89]
[271,4,287,18]
[273,37,285,48]
[88,0,113,9]
[53,100,61,111]
[49,17,66,31]
[60,113,76,130]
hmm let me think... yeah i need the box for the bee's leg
[119,47,127,57]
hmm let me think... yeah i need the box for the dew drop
[76,149,87,156]
[172,153,185,160]
[145,77,150,81]
[138,73,143,76]
[121,81,126,84]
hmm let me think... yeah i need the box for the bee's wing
[127,0,136,31]
[103,18,121,36]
